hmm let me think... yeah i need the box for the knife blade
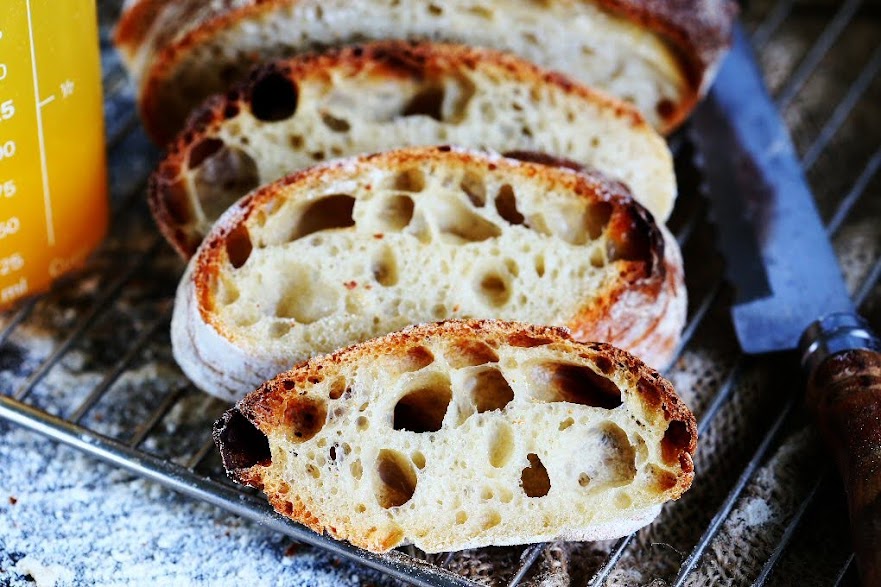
[691,24,881,586]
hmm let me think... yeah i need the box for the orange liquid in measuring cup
[0,0,108,309]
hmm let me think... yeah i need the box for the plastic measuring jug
[0,0,108,310]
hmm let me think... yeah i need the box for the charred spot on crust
[213,409,271,482]
[250,71,299,122]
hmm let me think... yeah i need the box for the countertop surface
[2,1,879,586]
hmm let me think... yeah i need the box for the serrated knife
[690,25,881,585]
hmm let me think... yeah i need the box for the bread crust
[115,0,735,142]
[150,41,674,258]
[172,146,685,401]
[214,319,697,552]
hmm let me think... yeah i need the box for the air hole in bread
[392,168,426,192]
[320,111,351,132]
[460,172,486,207]
[455,511,467,525]
[534,363,622,409]
[476,272,511,307]
[446,340,499,369]
[192,144,259,220]
[269,322,291,338]
[393,374,452,433]
[396,346,435,373]
[225,224,253,269]
[274,268,339,323]
[488,422,514,468]
[215,409,271,474]
[428,3,443,15]
[589,423,637,488]
[329,378,347,400]
[648,464,679,491]
[289,195,356,241]
[559,417,575,431]
[465,368,514,414]
[608,225,652,264]
[590,248,606,268]
[284,397,327,442]
[372,246,399,287]
[437,200,502,243]
[402,86,445,122]
[481,487,493,500]
[351,460,363,480]
[482,510,502,530]
[656,98,676,120]
[188,137,224,169]
[377,195,414,231]
[661,420,693,466]
[250,71,298,122]
[615,493,633,509]
[375,449,418,509]
[411,451,426,469]
[534,255,546,277]
[495,184,525,226]
[521,453,551,498]
[578,473,590,487]
[585,202,613,239]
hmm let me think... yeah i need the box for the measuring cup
[0,0,108,310]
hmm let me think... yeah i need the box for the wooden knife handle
[801,313,881,587]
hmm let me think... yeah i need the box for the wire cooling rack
[1,1,879,585]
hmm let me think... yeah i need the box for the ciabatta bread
[214,320,697,553]
[115,0,736,142]
[151,42,676,258]
[171,146,686,401]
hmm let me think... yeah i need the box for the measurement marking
[25,0,55,246]
[38,95,54,108]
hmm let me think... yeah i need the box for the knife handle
[801,313,881,587]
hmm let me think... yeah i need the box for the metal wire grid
[0,1,878,585]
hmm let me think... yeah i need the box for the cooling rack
[1,1,879,584]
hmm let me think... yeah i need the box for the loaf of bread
[214,319,697,553]
[171,146,686,401]
[115,0,735,142]
[151,41,676,258]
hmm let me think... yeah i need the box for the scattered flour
[0,422,398,586]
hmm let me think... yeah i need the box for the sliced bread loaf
[151,42,676,258]
[171,146,686,401]
[214,319,697,553]
[115,0,735,142]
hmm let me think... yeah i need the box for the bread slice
[115,0,736,142]
[171,146,686,401]
[150,42,676,258]
[214,319,697,553]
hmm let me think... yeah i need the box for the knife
[690,25,881,585]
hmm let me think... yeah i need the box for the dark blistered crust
[149,41,652,258]
[190,146,670,353]
[117,0,735,142]
[223,320,697,506]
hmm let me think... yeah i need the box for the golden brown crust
[117,0,736,142]
[149,41,654,258]
[223,319,696,507]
